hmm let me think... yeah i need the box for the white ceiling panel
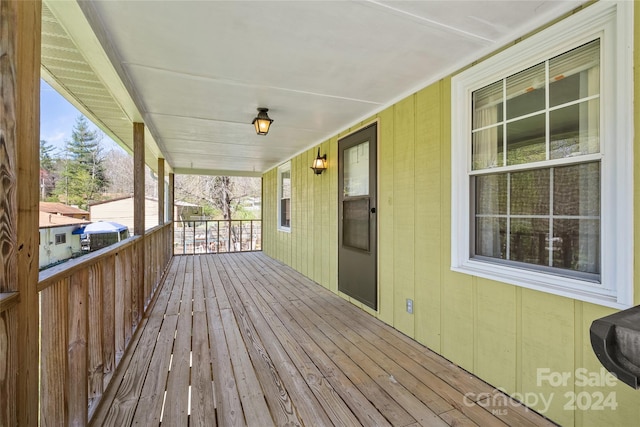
[43,0,587,175]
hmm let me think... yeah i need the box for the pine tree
[39,139,57,200]
[54,116,109,209]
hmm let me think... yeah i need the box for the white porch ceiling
[43,0,587,176]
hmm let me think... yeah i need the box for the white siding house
[89,196,161,233]
[90,196,200,232]
[39,212,89,269]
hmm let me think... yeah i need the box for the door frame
[337,118,380,311]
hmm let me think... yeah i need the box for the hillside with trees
[40,115,261,218]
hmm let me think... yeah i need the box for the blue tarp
[83,221,128,235]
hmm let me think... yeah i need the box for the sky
[40,79,124,155]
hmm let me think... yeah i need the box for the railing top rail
[0,292,19,314]
[145,222,172,234]
[174,219,262,221]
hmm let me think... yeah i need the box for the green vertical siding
[414,83,441,352]
[393,97,415,337]
[262,5,640,425]
[378,108,395,325]
[520,290,576,426]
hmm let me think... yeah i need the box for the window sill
[277,227,291,233]
[451,259,629,310]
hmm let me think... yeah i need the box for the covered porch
[90,252,553,426]
[2,1,639,425]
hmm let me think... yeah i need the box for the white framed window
[55,233,66,245]
[277,161,291,232]
[451,1,633,308]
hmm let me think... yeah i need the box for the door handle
[370,207,376,214]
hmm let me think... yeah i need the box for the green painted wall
[263,4,640,426]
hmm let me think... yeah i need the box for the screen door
[338,123,377,309]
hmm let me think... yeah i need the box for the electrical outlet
[406,298,413,314]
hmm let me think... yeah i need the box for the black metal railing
[173,219,262,255]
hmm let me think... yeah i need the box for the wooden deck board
[190,256,216,426]
[161,256,193,425]
[211,256,275,427]
[201,255,245,427]
[234,254,393,427]
[223,253,358,426]
[92,253,557,427]
[218,256,304,426]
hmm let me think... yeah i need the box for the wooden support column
[168,172,174,256]
[168,172,174,222]
[133,123,145,321]
[158,158,165,225]
[0,0,41,424]
[133,123,145,236]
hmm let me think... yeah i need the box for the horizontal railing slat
[0,292,19,314]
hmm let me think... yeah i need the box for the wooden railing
[37,222,173,424]
[174,219,262,255]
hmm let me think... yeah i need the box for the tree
[39,139,57,200]
[40,139,56,171]
[54,116,109,209]
[103,149,134,195]
[103,149,162,199]
[175,175,261,220]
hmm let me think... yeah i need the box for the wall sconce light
[252,108,273,135]
[310,148,327,175]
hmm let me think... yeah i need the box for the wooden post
[168,173,176,256]
[133,123,145,321]
[168,172,174,222]
[167,173,176,258]
[133,123,145,236]
[158,158,165,225]
[0,0,41,424]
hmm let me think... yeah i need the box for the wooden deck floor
[91,252,556,427]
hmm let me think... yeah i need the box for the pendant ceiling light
[252,108,273,135]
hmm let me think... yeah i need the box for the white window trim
[451,1,634,309]
[55,233,66,245]
[277,161,291,232]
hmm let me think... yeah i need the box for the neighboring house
[243,197,261,213]
[175,200,203,220]
[89,196,200,232]
[39,212,89,269]
[39,201,90,220]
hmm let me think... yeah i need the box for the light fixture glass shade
[310,148,327,175]
[252,108,273,135]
